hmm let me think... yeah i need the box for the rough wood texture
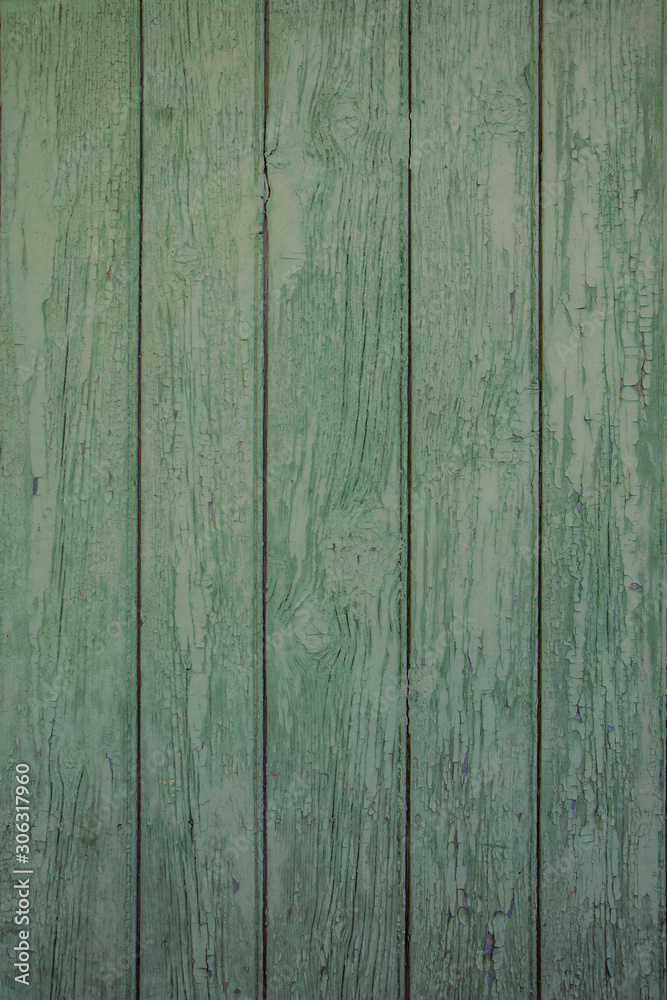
[2,2,666,996]
[0,2,140,996]
[540,1,666,996]
[264,1,408,995]
[140,3,264,998]
[409,2,539,996]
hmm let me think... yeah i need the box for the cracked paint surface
[410,2,539,996]
[540,1,665,996]
[1,1,664,998]
[0,2,140,996]
[139,3,264,998]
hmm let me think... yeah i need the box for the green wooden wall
[0,2,664,998]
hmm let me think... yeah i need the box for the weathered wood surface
[540,1,665,997]
[0,1,140,996]
[140,2,264,998]
[264,1,409,995]
[409,2,539,996]
[1,1,665,997]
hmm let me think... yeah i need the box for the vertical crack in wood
[663,0,667,984]
[404,2,413,999]
[135,2,144,997]
[262,3,270,999]
[536,0,543,996]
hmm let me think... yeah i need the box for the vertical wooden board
[140,3,264,998]
[410,2,538,996]
[0,1,140,996]
[265,1,408,995]
[540,1,665,996]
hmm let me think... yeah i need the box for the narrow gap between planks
[536,0,544,996]
[135,2,144,998]
[663,0,667,982]
[404,0,413,998]
[261,2,270,1000]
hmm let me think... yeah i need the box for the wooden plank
[264,1,408,995]
[139,2,264,997]
[0,1,140,996]
[540,1,666,995]
[409,2,539,995]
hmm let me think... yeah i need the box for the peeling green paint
[264,2,408,995]
[540,2,665,996]
[410,2,539,996]
[139,3,264,998]
[0,2,664,997]
[1,1,140,995]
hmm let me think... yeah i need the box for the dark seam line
[261,2,270,999]
[663,2,667,987]
[136,3,144,998]
[536,0,543,997]
[404,2,412,999]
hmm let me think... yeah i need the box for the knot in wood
[482,84,529,136]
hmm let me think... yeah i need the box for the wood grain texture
[0,1,140,996]
[264,1,408,995]
[540,1,666,996]
[409,2,539,996]
[140,3,264,998]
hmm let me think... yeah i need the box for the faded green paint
[264,1,408,995]
[1,1,665,997]
[540,2,665,996]
[410,2,539,996]
[140,2,264,998]
[0,1,140,995]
